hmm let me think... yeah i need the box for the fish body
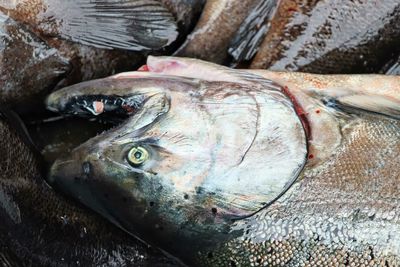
[175,0,260,64]
[0,0,178,51]
[47,57,400,266]
[160,0,206,35]
[250,0,400,73]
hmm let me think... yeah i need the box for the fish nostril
[82,161,92,179]
[211,207,217,215]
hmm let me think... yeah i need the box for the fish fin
[325,94,400,120]
[244,71,400,120]
[228,0,277,61]
[56,0,178,51]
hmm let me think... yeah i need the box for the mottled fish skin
[47,57,400,266]
[175,0,260,64]
[48,41,146,91]
[0,111,181,267]
[160,0,205,35]
[250,0,400,74]
[228,0,278,62]
[0,12,69,108]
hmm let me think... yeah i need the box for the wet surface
[250,0,400,73]
[0,12,69,108]
[175,0,260,64]
[0,0,178,51]
[2,0,400,266]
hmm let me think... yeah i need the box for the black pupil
[134,151,142,159]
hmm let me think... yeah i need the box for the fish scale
[201,115,400,266]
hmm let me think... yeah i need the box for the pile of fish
[1,1,400,266]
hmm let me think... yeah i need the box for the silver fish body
[47,57,400,266]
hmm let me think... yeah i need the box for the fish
[0,109,181,266]
[0,0,179,110]
[47,56,400,266]
[250,0,400,73]
[174,0,262,64]
[0,0,178,51]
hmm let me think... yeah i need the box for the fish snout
[48,157,99,209]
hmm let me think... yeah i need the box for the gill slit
[238,93,260,165]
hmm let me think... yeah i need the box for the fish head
[47,72,307,257]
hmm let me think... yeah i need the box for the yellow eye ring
[127,146,149,166]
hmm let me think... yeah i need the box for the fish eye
[127,146,149,166]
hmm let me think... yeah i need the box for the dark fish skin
[0,10,145,112]
[175,0,260,64]
[0,0,180,110]
[250,0,400,73]
[0,0,178,51]
[0,111,180,267]
[160,0,205,35]
[48,41,146,91]
[0,13,69,108]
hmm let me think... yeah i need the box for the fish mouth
[45,73,191,122]
[46,93,146,123]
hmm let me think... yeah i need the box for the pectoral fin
[325,94,400,120]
